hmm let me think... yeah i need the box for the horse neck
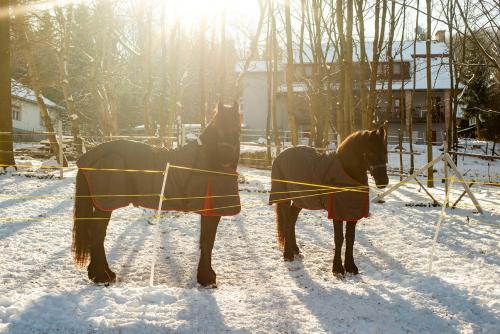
[336,137,368,184]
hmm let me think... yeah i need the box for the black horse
[72,102,241,287]
[269,127,388,276]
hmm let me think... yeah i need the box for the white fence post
[149,162,170,287]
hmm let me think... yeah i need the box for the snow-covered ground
[0,155,499,333]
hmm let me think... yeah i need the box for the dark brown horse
[72,102,241,287]
[269,127,388,276]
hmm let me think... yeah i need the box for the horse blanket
[269,146,369,221]
[77,140,240,216]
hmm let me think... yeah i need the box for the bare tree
[284,0,299,145]
[355,0,369,129]
[367,0,388,127]
[54,5,82,154]
[270,0,282,154]
[12,2,67,166]
[0,0,15,167]
[425,0,434,187]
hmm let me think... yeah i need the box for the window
[12,105,21,121]
[392,98,402,119]
[393,63,401,75]
[376,62,409,79]
[432,97,442,112]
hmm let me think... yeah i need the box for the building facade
[236,34,459,145]
[11,80,63,140]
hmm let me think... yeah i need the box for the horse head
[199,101,241,169]
[362,126,389,189]
[337,126,389,189]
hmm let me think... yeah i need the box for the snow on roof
[278,57,459,92]
[292,41,448,63]
[11,79,62,109]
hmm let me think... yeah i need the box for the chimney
[435,30,446,43]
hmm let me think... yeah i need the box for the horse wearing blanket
[269,127,389,276]
[72,102,240,287]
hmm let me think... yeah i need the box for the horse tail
[72,170,93,267]
[275,202,288,250]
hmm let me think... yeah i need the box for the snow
[0,150,499,333]
[11,80,61,109]
[292,41,448,64]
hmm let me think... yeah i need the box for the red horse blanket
[269,146,369,221]
[77,140,240,216]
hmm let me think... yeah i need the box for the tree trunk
[344,0,355,133]
[425,0,434,187]
[355,0,369,129]
[166,20,180,148]
[13,5,67,166]
[336,0,346,139]
[55,5,82,155]
[0,0,15,167]
[140,3,154,135]
[270,1,281,154]
[384,0,396,126]
[398,0,406,180]
[159,0,168,143]
[266,11,273,162]
[199,17,207,129]
[409,0,419,174]
[367,0,387,127]
[218,9,227,101]
[284,0,298,145]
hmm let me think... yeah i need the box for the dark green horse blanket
[77,140,240,216]
[269,146,369,221]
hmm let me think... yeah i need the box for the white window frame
[12,105,21,121]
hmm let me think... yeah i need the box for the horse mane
[336,130,371,154]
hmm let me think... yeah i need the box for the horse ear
[377,123,388,143]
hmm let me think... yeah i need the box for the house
[236,32,458,145]
[10,80,64,141]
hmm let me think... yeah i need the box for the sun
[168,0,261,28]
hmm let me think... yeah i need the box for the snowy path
[0,166,499,333]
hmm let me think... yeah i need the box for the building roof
[236,41,449,72]
[11,79,62,109]
[278,57,457,93]
[293,41,449,63]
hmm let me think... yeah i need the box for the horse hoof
[332,262,345,277]
[89,273,116,284]
[105,268,117,282]
[197,268,216,287]
[88,267,116,284]
[345,263,359,275]
[200,282,218,289]
[293,245,300,255]
[283,254,295,262]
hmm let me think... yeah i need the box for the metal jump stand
[372,149,483,275]
[373,152,483,214]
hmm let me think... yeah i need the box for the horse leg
[278,202,297,261]
[87,209,116,284]
[289,205,302,256]
[197,215,221,287]
[344,221,359,275]
[332,220,345,276]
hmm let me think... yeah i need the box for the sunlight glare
[169,0,260,27]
